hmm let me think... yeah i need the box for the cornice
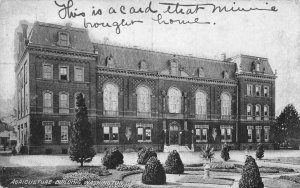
[97,66,237,86]
[236,72,276,80]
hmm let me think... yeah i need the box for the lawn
[264,157,300,165]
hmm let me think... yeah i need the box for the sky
[0,0,299,116]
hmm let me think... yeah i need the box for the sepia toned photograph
[0,0,300,187]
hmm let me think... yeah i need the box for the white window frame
[59,65,69,81]
[102,123,120,142]
[59,92,69,114]
[247,104,253,120]
[195,125,208,142]
[195,90,207,119]
[136,124,153,142]
[247,84,253,96]
[58,32,70,46]
[256,126,262,142]
[220,125,233,142]
[247,126,253,142]
[103,83,119,116]
[255,104,261,120]
[168,87,182,113]
[59,121,69,143]
[255,85,261,97]
[43,121,54,143]
[264,86,269,97]
[136,85,151,117]
[43,63,53,80]
[221,93,231,119]
[43,91,53,113]
[264,126,270,142]
[74,66,84,82]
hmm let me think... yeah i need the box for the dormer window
[139,60,147,71]
[106,56,115,68]
[170,61,178,76]
[198,67,205,77]
[57,32,70,46]
[256,63,260,71]
[223,71,229,79]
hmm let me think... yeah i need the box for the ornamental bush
[165,150,184,174]
[101,147,124,169]
[256,143,264,160]
[142,156,166,185]
[137,147,157,164]
[221,144,230,161]
[116,164,141,171]
[239,155,264,188]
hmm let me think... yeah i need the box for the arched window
[43,91,53,113]
[59,92,69,114]
[255,104,261,120]
[168,87,181,113]
[221,93,231,119]
[247,104,253,120]
[103,83,119,116]
[195,90,207,119]
[137,86,151,117]
[264,105,269,120]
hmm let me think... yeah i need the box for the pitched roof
[95,44,237,80]
[29,22,94,53]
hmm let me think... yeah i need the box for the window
[59,66,68,81]
[103,83,119,116]
[43,91,53,113]
[264,86,269,97]
[264,105,269,120]
[195,125,208,142]
[170,61,178,76]
[58,32,69,46]
[59,93,69,113]
[255,85,261,97]
[221,93,231,119]
[264,126,270,142]
[137,86,151,117]
[247,104,253,120]
[247,127,253,142]
[256,63,260,71]
[255,104,261,120]
[43,64,53,79]
[74,67,84,82]
[247,84,253,96]
[136,124,153,142]
[256,127,262,142]
[195,90,207,119]
[221,125,233,142]
[102,123,120,142]
[61,125,68,143]
[43,121,54,143]
[198,67,205,77]
[168,87,181,113]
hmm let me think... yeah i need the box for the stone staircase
[163,145,193,152]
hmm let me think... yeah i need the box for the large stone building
[15,22,276,154]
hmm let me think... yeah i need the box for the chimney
[221,53,226,61]
[21,24,28,39]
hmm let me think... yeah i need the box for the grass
[176,175,234,185]
[265,157,300,165]
[279,175,300,184]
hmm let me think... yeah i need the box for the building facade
[15,22,276,154]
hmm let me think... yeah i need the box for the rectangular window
[247,105,252,116]
[145,128,151,141]
[43,122,53,143]
[248,128,253,142]
[264,86,269,97]
[60,66,68,81]
[264,127,270,142]
[59,33,69,46]
[137,127,143,141]
[255,85,261,97]
[103,127,110,141]
[256,128,261,142]
[112,127,119,141]
[227,128,232,141]
[247,84,253,96]
[195,128,208,142]
[221,126,233,142]
[221,128,225,140]
[61,126,68,143]
[74,67,84,82]
[43,64,53,79]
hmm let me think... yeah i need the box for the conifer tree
[69,93,95,167]
[256,143,264,160]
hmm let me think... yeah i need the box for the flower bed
[116,164,141,171]
[77,166,112,176]
[279,175,300,183]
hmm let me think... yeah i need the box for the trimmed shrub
[185,163,204,167]
[210,162,235,169]
[221,144,230,161]
[101,147,124,169]
[137,147,157,164]
[165,150,184,174]
[256,143,264,160]
[116,164,141,171]
[78,166,111,176]
[239,155,264,188]
[142,156,166,185]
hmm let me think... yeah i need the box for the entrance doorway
[169,122,179,145]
